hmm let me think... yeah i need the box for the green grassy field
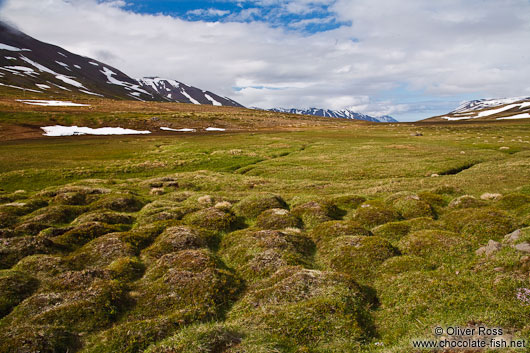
[1,101,530,352]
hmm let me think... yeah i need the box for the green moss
[332,194,367,211]
[255,208,302,230]
[70,233,136,270]
[73,211,135,225]
[432,185,464,195]
[496,193,530,210]
[372,217,444,244]
[220,229,314,282]
[24,205,86,225]
[442,208,517,243]
[0,325,80,353]
[0,270,39,318]
[0,199,48,217]
[0,236,58,269]
[227,267,373,349]
[183,207,236,232]
[142,226,216,261]
[291,200,341,228]
[319,236,399,280]
[144,323,244,353]
[378,255,435,275]
[82,317,180,353]
[53,192,87,205]
[3,279,128,332]
[351,200,401,228]
[131,249,241,321]
[53,222,127,249]
[232,193,287,219]
[372,222,411,243]
[418,191,448,207]
[107,257,145,282]
[310,220,371,245]
[137,201,197,225]
[90,194,146,212]
[0,211,17,228]
[398,230,472,264]
[448,195,487,209]
[12,255,70,280]
[120,222,170,253]
[392,196,434,219]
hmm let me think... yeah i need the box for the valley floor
[1,103,530,352]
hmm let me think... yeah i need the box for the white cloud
[187,8,230,17]
[1,0,530,121]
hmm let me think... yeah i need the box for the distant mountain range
[0,21,243,107]
[264,107,398,123]
[425,97,530,121]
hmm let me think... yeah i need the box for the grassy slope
[1,98,530,352]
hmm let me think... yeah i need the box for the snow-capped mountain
[139,77,243,107]
[425,97,530,121]
[0,21,242,107]
[266,107,398,123]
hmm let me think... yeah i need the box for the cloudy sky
[1,0,530,121]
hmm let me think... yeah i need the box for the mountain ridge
[0,21,243,107]
[264,107,398,123]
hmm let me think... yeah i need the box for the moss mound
[352,200,401,228]
[107,257,145,282]
[119,222,169,253]
[0,325,80,353]
[220,229,314,282]
[372,217,443,243]
[142,226,215,261]
[70,233,136,270]
[392,195,434,219]
[0,270,39,317]
[0,199,48,217]
[137,201,197,225]
[12,255,70,282]
[233,193,287,219]
[0,236,58,269]
[448,195,487,209]
[73,211,135,225]
[398,230,472,264]
[90,194,145,212]
[131,249,241,321]
[496,193,530,210]
[378,255,434,275]
[255,208,301,230]
[227,267,373,349]
[432,185,464,195]
[442,208,517,243]
[53,222,126,249]
[332,194,367,211]
[310,220,371,245]
[25,205,86,225]
[53,192,88,206]
[418,191,448,207]
[0,211,17,228]
[319,236,399,280]
[144,323,245,353]
[291,200,341,228]
[183,207,236,231]
[82,317,179,353]
[2,279,127,332]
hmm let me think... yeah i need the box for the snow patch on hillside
[41,125,151,136]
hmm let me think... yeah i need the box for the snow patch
[477,104,519,117]
[0,83,41,93]
[3,66,35,73]
[89,62,99,66]
[205,127,226,131]
[41,125,151,136]
[17,100,89,107]
[74,65,81,69]
[160,127,196,132]
[205,94,222,106]
[79,89,104,97]
[181,89,200,104]
[35,84,50,90]
[497,113,530,120]
[0,43,31,52]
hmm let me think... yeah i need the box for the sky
[1,0,530,121]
